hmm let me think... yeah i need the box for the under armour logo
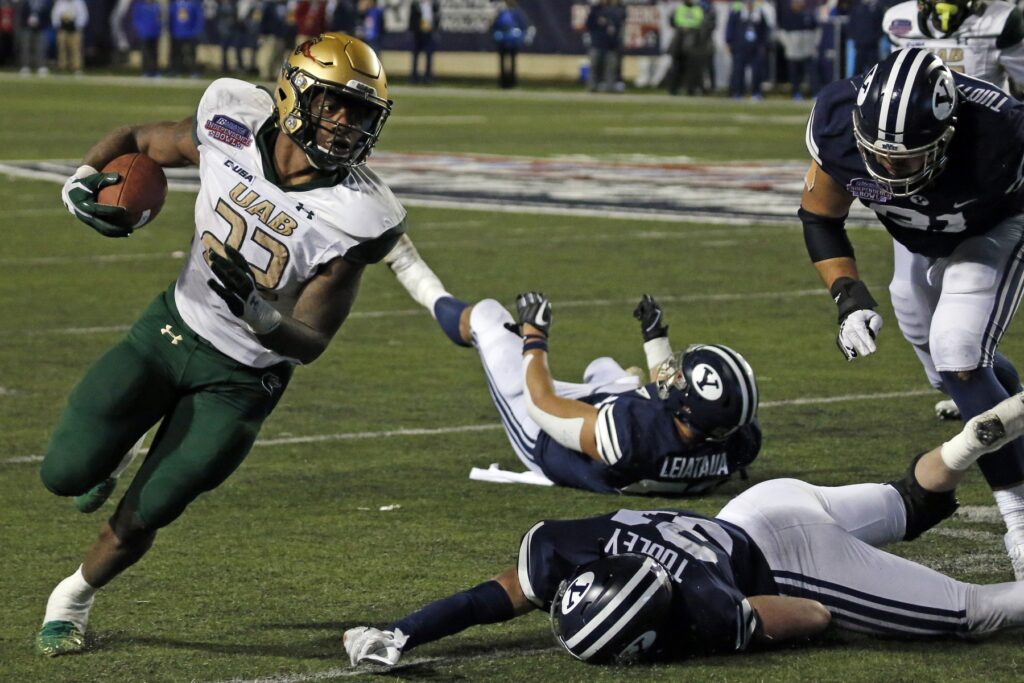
[295,203,315,220]
[160,324,183,345]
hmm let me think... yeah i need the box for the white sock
[995,486,1024,533]
[43,565,98,631]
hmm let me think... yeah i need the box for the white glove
[343,626,406,667]
[836,309,883,361]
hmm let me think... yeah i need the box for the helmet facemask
[280,66,391,170]
[853,112,955,197]
[919,0,974,36]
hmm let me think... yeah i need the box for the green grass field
[2,74,1022,682]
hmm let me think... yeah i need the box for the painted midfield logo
[160,324,183,345]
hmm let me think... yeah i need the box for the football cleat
[73,477,117,514]
[935,399,961,421]
[36,620,85,657]
[1004,529,1024,581]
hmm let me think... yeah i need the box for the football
[96,153,168,229]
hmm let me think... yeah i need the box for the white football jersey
[883,0,1024,88]
[175,78,406,368]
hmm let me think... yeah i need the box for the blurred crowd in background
[0,0,955,98]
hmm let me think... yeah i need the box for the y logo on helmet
[693,364,723,400]
[857,65,878,106]
[561,572,594,615]
[932,71,956,120]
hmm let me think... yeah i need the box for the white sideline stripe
[208,647,560,683]
[6,288,828,338]
[0,388,941,465]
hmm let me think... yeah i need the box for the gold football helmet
[276,33,391,169]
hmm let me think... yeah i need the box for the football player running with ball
[345,391,1024,667]
[801,48,1024,578]
[380,237,761,495]
[36,33,406,656]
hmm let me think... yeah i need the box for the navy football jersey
[517,509,776,655]
[808,71,1024,258]
[531,383,761,495]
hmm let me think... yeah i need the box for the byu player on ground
[345,391,1024,667]
[381,237,761,495]
[801,47,1024,577]
[36,33,405,656]
[884,0,1024,90]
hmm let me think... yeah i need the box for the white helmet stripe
[703,345,757,426]
[563,556,659,651]
[879,48,912,142]
[579,574,668,661]
[893,48,930,143]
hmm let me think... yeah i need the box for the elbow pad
[800,207,854,262]
[522,355,585,451]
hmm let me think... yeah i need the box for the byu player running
[884,0,1024,91]
[345,391,1024,666]
[382,237,761,495]
[36,33,405,656]
[801,47,1024,577]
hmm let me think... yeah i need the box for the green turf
[1,76,1022,682]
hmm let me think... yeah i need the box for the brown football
[96,153,168,229]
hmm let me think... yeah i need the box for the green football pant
[41,285,292,530]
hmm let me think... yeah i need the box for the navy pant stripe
[772,570,966,619]
[982,233,1024,366]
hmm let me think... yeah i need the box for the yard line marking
[955,506,1004,524]
[208,646,560,683]
[0,252,186,266]
[3,288,828,337]
[0,388,939,465]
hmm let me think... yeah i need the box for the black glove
[207,246,283,334]
[515,291,552,337]
[61,166,131,238]
[633,294,668,342]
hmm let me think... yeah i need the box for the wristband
[245,295,283,335]
[830,277,878,323]
[643,337,673,371]
[523,337,548,353]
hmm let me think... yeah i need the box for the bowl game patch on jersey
[204,115,253,149]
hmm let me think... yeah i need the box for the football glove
[61,164,131,238]
[515,291,552,337]
[207,245,283,335]
[831,277,882,361]
[633,294,668,342]
[343,626,406,667]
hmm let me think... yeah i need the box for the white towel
[469,463,555,487]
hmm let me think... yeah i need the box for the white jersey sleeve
[173,78,407,368]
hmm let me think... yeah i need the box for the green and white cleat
[73,478,117,514]
[36,620,85,656]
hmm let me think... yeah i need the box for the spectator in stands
[585,0,625,92]
[329,0,357,33]
[635,0,675,88]
[725,0,771,100]
[666,0,706,96]
[698,0,718,92]
[214,0,241,72]
[257,0,288,79]
[18,0,53,75]
[776,0,820,99]
[815,0,849,87]
[847,0,885,75]
[51,0,88,74]
[132,0,162,76]
[491,0,530,89]
[237,0,260,73]
[169,0,203,76]
[357,0,383,54]
[0,0,14,67]
[295,0,327,44]
[409,0,440,84]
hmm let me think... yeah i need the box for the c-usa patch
[847,178,892,203]
[205,115,253,148]
[888,19,912,36]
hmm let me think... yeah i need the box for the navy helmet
[853,48,958,197]
[551,554,673,664]
[656,343,758,441]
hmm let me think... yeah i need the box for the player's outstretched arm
[800,161,882,361]
[633,294,672,380]
[747,595,831,644]
[343,567,534,667]
[514,292,602,460]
